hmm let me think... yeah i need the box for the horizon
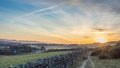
[0,38,119,45]
[0,0,120,44]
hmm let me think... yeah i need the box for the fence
[9,49,88,68]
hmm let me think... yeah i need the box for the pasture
[0,51,70,68]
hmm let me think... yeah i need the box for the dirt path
[79,52,95,68]
[80,59,88,68]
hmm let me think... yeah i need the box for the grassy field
[0,51,71,68]
[74,59,84,68]
[94,59,120,68]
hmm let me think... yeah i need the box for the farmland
[0,51,71,68]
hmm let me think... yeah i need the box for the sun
[96,37,107,43]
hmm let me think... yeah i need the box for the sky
[0,0,120,44]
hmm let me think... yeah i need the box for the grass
[0,51,71,68]
[73,59,84,68]
[94,59,120,68]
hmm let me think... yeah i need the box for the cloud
[93,28,107,31]
[12,0,120,14]
[81,0,120,14]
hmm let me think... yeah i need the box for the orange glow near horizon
[0,31,119,44]
[0,35,119,44]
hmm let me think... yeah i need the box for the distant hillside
[91,42,120,59]
[0,39,80,50]
[0,39,45,44]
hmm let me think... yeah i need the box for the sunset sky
[0,0,120,44]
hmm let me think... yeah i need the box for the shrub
[93,43,120,59]
[109,46,120,58]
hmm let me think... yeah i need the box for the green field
[94,59,120,68]
[0,51,71,68]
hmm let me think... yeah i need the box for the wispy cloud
[0,0,120,43]
[12,0,120,14]
[19,3,65,17]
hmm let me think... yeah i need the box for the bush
[99,54,108,59]
[109,46,120,58]
[93,43,120,59]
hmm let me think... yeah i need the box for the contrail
[19,3,65,18]
[9,3,65,23]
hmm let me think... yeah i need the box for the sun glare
[96,37,107,43]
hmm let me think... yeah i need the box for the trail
[79,52,95,68]
[80,60,88,68]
